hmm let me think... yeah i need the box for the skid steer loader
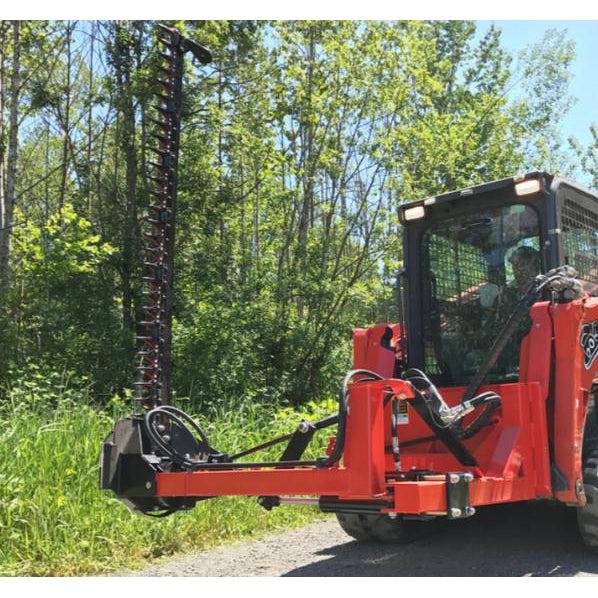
[100,25,598,550]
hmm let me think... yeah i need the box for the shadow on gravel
[285,502,598,577]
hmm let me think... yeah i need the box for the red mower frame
[147,296,598,516]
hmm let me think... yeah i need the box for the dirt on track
[122,501,598,577]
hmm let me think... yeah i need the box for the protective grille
[430,238,489,301]
[419,203,540,386]
[423,238,489,376]
[561,198,598,293]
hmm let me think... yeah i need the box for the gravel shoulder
[119,501,598,576]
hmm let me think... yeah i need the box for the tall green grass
[0,371,335,576]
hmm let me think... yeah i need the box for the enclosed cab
[399,172,598,388]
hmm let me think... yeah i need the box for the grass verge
[0,373,335,576]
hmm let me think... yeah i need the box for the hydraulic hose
[144,405,214,468]
[403,368,501,438]
[316,369,385,467]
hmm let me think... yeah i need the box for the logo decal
[581,322,598,369]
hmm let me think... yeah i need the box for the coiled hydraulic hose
[144,405,214,468]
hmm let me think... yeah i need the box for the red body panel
[352,323,401,377]
[550,298,598,503]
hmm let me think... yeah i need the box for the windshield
[420,203,541,386]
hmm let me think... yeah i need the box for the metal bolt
[576,479,586,500]
[156,424,166,433]
[297,421,310,434]
[463,473,474,482]
[450,507,462,518]
[145,482,152,490]
[464,506,476,517]
[448,473,460,484]
[162,434,171,442]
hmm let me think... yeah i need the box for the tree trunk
[113,22,139,334]
[0,22,6,279]
[0,21,20,287]
[87,20,95,215]
[58,21,72,212]
[296,26,316,319]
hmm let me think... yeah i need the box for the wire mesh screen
[561,198,598,295]
[430,238,489,301]
[420,203,540,386]
[423,238,489,377]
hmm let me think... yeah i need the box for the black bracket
[100,417,198,515]
[446,472,474,519]
[407,395,478,467]
[158,24,213,64]
[258,420,317,510]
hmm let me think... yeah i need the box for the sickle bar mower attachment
[135,25,212,411]
[101,26,598,549]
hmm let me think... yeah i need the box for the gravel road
[124,501,598,576]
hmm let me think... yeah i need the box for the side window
[562,198,598,296]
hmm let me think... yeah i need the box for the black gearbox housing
[100,416,197,515]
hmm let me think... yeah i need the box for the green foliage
[0,375,332,576]
[5,204,125,396]
[0,20,581,406]
[14,203,114,276]
[0,19,587,575]
[510,29,576,174]
[570,124,598,189]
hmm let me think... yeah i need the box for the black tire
[336,512,437,544]
[578,391,598,553]
[583,391,598,457]
[578,447,598,553]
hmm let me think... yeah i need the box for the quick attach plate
[446,472,475,519]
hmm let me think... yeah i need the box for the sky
[480,20,597,149]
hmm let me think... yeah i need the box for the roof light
[423,197,436,206]
[514,179,541,196]
[403,205,426,221]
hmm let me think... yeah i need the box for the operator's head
[509,245,541,291]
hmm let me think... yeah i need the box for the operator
[477,245,541,377]
[440,245,541,384]
[479,245,541,310]
[509,245,541,294]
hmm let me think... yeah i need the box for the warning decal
[397,400,409,425]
